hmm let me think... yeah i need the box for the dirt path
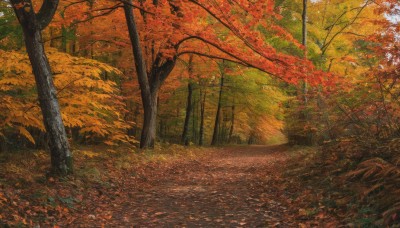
[117,145,294,227]
[63,145,339,227]
[70,145,299,227]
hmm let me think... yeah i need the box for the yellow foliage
[0,49,134,145]
[17,126,35,144]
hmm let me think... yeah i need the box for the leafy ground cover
[0,144,347,227]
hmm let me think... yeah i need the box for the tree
[0,49,130,147]
[10,0,73,174]
[120,0,322,148]
[122,0,175,148]
[211,61,226,146]
[302,0,308,102]
[199,86,207,146]
[55,0,330,148]
[181,55,194,145]
[278,0,381,144]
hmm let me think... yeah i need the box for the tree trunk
[123,0,154,148]
[248,131,255,145]
[228,104,235,143]
[302,0,313,145]
[302,0,308,49]
[24,30,73,175]
[141,92,158,148]
[181,83,193,145]
[12,0,73,175]
[220,116,227,143]
[211,67,225,146]
[199,88,206,146]
[127,103,139,137]
[192,95,197,143]
[302,0,308,103]
[124,0,176,148]
[158,119,162,139]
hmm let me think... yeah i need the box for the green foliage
[158,59,287,145]
[0,4,23,50]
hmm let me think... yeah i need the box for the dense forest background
[0,0,394,151]
[1,0,400,226]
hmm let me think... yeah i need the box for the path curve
[114,145,296,227]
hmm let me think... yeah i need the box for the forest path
[70,145,338,227]
[122,145,293,227]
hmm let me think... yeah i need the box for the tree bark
[192,95,197,143]
[11,0,73,175]
[199,88,206,146]
[141,91,158,148]
[302,0,308,49]
[181,83,193,145]
[228,104,235,143]
[181,55,194,145]
[302,0,308,103]
[123,0,153,148]
[211,64,225,146]
[302,0,313,145]
[26,30,73,175]
[123,1,176,148]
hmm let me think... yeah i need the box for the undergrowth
[0,143,211,226]
[286,141,400,227]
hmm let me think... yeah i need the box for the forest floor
[0,145,342,227]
